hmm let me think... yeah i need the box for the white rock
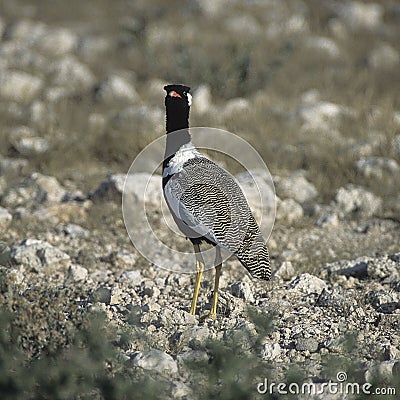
[39,28,78,56]
[65,264,88,282]
[11,239,71,272]
[275,172,318,204]
[0,70,43,103]
[261,343,282,361]
[316,213,339,228]
[172,381,192,399]
[112,105,163,132]
[193,84,212,114]
[368,43,399,70]
[335,184,381,217]
[276,198,304,224]
[121,270,143,285]
[91,173,162,206]
[274,261,295,280]
[297,101,353,131]
[0,154,28,175]
[96,75,139,104]
[289,273,327,295]
[111,251,137,268]
[334,1,384,31]
[49,55,95,90]
[8,126,49,156]
[392,134,400,158]
[229,281,255,302]
[0,207,12,232]
[133,349,178,375]
[305,37,341,58]
[355,157,400,180]
[222,98,250,117]
[31,173,67,203]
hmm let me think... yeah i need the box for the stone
[355,157,400,180]
[121,270,143,286]
[276,198,304,224]
[192,84,212,114]
[0,207,12,232]
[95,74,139,104]
[296,101,352,131]
[132,349,178,375]
[0,155,28,175]
[8,126,49,156]
[11,239,71,273]
[366,290,399,314]
[158,306,197,327]
[228,281,255,302]
[48,55,95,90]
[109,251,137,268]
[274,261,296,280]
[305,37,340,58]
[335,184,381,217]
[91,287,112,304]
[63,224,89,238]
[261,343,282,360]
[275,172,318,204]
[316,213,339,228]
[0,70,43,103]
[0,242,11,266]
[65,264,88,282]
[31,173,67,203]
[38,27,78,56]
[171,381,192,399]
[111,105,163,133]
[289,273,327,295]
[222,98,250,117]
[295,337,319,353]
[368,43,399,70]
[91,173,162,206]
[334,1,384,31]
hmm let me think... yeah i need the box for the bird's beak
[169,91,182,98]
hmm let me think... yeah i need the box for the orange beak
[170,90,182,98]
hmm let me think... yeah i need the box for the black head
[164,84,192,108]
[164,84,191,133]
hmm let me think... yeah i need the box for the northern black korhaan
[162,84,270,318]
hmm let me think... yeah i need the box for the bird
[162,84,271,318]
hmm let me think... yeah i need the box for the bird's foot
[206,311,217,320]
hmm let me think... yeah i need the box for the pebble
[11,239,71,273]
[132,349,178,375]
[0,207,12,232]
[289,273,327,295]
[0,70,43,103]
[275,172,318,204]
[65,264,88,282]
[228,281,255,302]
[335,184,381,217]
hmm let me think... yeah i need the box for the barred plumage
[164,156,271,280]
[162,83,271,318]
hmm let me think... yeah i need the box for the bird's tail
[236,240,271,281]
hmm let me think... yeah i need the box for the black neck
[166,103,190,134]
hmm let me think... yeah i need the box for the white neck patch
[163,142,202,177]
[187,92,192,107]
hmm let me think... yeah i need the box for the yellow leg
[190,243,204,315]
[208,247,222,319]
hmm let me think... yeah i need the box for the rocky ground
[0,0,399,399]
